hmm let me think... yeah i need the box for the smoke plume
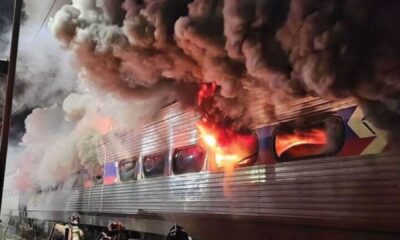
[0,0,78,119]
[3,0,181,190]
[48,0,400,144]
[15,91,169,190]
[7,0,400,190]
[1,0,82,188]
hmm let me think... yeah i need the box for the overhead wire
[0,0,59,123]
[1,1,58,126]
[34,0,58,39]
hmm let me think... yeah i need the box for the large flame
[275,129,328,157]
[196,82,257,168]
[197,120,257,168]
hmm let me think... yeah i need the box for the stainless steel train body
[1,97,400,239]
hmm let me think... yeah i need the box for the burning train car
[2,95,399,239]
[1,0,400,238]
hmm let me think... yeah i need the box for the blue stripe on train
[256,126,274,150]
[104,161,117,185]
[337,106,359,139]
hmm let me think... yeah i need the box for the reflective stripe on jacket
[54,223,84,240]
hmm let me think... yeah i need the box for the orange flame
[198,82,217,107]
[275,129,328,157]
[197,120,257,168]
[94,116,113,134]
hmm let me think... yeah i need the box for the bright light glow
[203,134,217,146]
[197,121,257,168]
[275,129,328,157]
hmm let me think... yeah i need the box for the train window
[214,131,258,169]
[173,145,206,175]
[119,157,138,181]
[67,169,90,189]
[82,171,93,188]
[273,115,345,161]
[143,153,166,178]
[198,123,258,169]
[70,174,81,188]
[93,165,104,185]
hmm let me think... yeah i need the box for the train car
[3,96,400,239]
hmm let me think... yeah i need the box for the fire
[275,128,328,157]
[196,83,257,168]
[202,133,217,146]
[197,82,217,107]
[94,116,113,134]
[197,120,257,168]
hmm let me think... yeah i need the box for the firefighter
[53,214,84,240]
[98,221,126,240]
[166,224,192,240]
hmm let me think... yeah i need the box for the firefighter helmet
[166,224,191,240]
[69,214,80,225]
[107,221,124,232]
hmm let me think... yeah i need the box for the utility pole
[0,0,23,208]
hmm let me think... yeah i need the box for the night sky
[0,0,13,29]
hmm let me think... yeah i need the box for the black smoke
[50,0,400,144]
[9,108,32,145]
[0,0,26,42]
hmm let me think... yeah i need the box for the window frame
[271,115,345,162]
[172,145,206,175]
[212,131,259,170]
[69,172,80,189]
[68,169,92,189]
[92,165,104,185]
[142,151,168,178]
[119,157,139,182]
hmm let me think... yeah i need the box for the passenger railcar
[2,96,400,240]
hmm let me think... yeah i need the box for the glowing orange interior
[275,129,328,157]
[197,121,257,168]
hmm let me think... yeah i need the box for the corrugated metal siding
[28,153,400,224]
[246,93,357,128]
[98,97,357,165]
[25,96,400,230]
[98,105,199,164]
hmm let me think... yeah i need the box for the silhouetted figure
[98,221,126,240]
[166,224,191,240]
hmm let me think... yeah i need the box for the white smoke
[0,0,78,191]
[14,91,169,190]
[7,0,175,188]
[17,94,87,189]
[0,0,78,112]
